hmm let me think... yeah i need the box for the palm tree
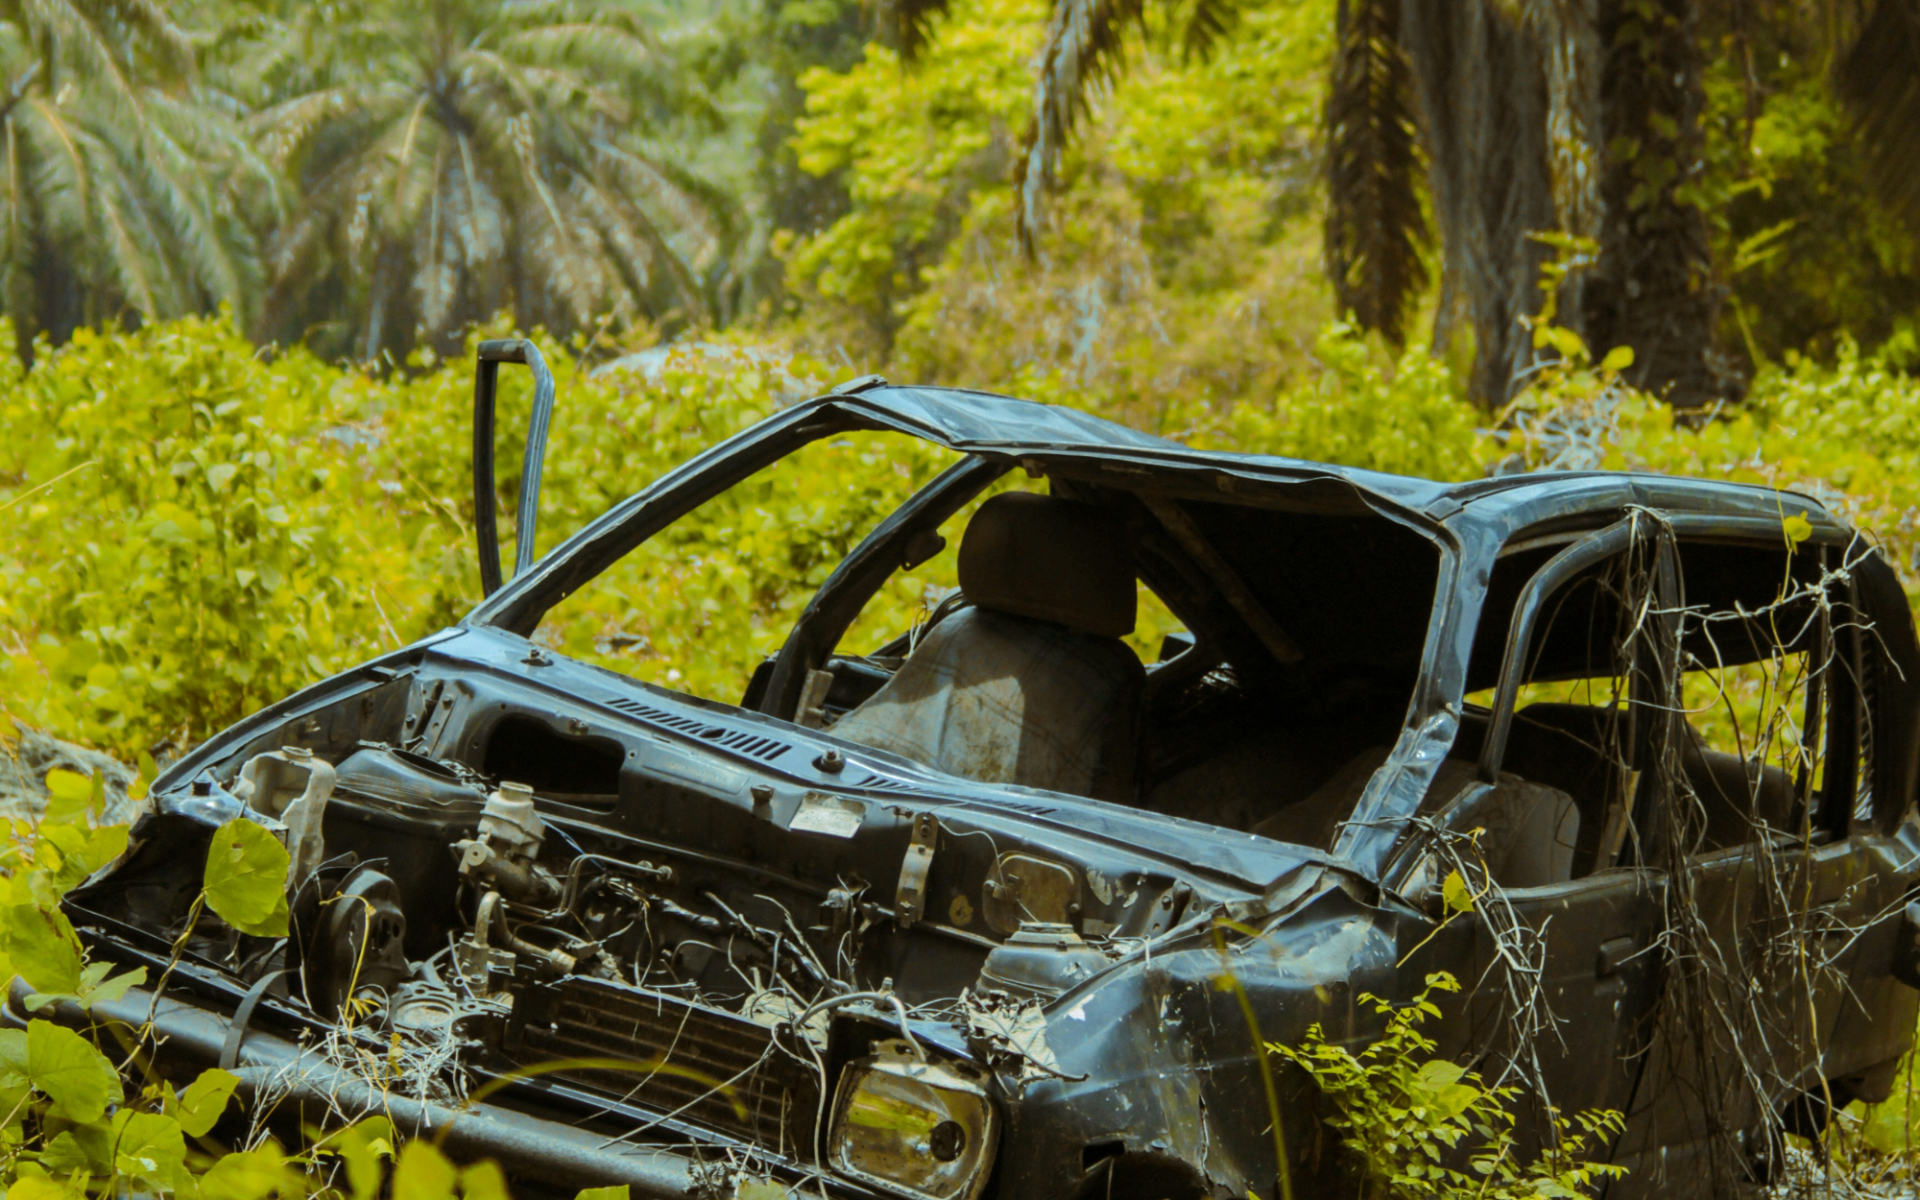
[233,0,745,361]
[0,1,270,360]
[901,0,1920,407]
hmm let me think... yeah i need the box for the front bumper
[5,978,792,1198]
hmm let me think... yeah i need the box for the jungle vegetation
[0,0,1913,405]
[2,0,1920,1195]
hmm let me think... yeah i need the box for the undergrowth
[7,313,1920,1193]
[1271,972,1626,1200]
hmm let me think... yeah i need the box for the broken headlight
[828,1041,999,1200]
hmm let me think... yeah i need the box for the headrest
[957,492,1135,638]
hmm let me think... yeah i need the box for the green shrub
[5,313,1920,760]
[0,318,382,754]
[1272,972,1625,1199]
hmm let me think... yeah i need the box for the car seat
[830,492,1143,801]
[1252,747,1580,886]
[1501,702,1797,861]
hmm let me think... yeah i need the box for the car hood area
[52,624,1401,1200]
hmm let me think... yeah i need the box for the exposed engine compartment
[62,645,1235,1198]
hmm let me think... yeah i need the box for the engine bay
[61,639,1236,1196]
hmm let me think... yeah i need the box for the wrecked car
[25,339,1920,1199]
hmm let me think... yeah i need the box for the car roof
[840,384,1840,534]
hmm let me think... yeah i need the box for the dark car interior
[748,470,1854,891]
[500,412,1861,900]
[764,471,1445,850]
[1437,533,1851,881]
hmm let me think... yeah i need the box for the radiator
[507,977,822,1160]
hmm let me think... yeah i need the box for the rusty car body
[27,342,1920,1199]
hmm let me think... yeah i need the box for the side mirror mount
[472,338,557,597]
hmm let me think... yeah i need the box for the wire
[788,990,926,1062]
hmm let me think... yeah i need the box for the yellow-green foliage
[786,0,1336,425]
[0,321,384,753]
[0,317,865,754]
[1185,324,1488,480]
[1272,972,1626,1199]
[5,315,1920,766]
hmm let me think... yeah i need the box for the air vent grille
[601,697,791,762]
[512,978,817,1159]
[855,773,914,792]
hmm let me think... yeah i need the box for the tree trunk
[1582,0,1744,407]
[1401,0,1741,407]
[1400,0,1557,404]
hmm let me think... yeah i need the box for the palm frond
[1321,0,1429,347]
[1178,0,1237,61]
[880,0,955,62]
[614,134,746,248]
[242,0,744,354]
[1836,0,1920,233]
[128,96,255,316]
[1013,0,1146,255]
[498,23,658,75]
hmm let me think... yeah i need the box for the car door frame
[1417,517,1920,1192]
[1386,512,1680,1163]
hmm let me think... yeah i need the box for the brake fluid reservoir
[237,746,336,893]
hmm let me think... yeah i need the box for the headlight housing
[828,1041,999,1200]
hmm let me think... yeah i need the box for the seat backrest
[830,607,1143,798]
[829,493,1143,800]
[1681,734,1798,850]
[1478,778,1581,887]
[1494,701,1798,859]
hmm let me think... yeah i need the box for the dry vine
[1408,509,1904,1191]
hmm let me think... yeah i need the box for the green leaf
[1598,345,1635,373]
[5,902,84,995]
[1862,1096,1908,1154]
[202,818,290,937]
[11,1167,84,1190]
[575,1188,632,1200]
[462,1161,513,1200]
[38,1129,94,1175]
[0,1027,26,1082]
[39,822,125,895]
[1782,512,1813,546]
[26,1018,121,1122]
[75,963,143,1013]
[42,771,93,825]
[337,1117,394,1200]
[200,1147,296,1200]
[42,770,90,805]
[1441,870,1475,915]
[392,1139,458,1200]
[111,1109,186,1184]
[171,1066,239,1137]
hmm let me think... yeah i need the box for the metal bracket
[472,337,557,597]
[895,813,937,929]
[219,968,290,1071]
[797,668,836,729]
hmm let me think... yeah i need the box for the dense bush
[8,315,1920,760]
[10,311,1920,1193]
